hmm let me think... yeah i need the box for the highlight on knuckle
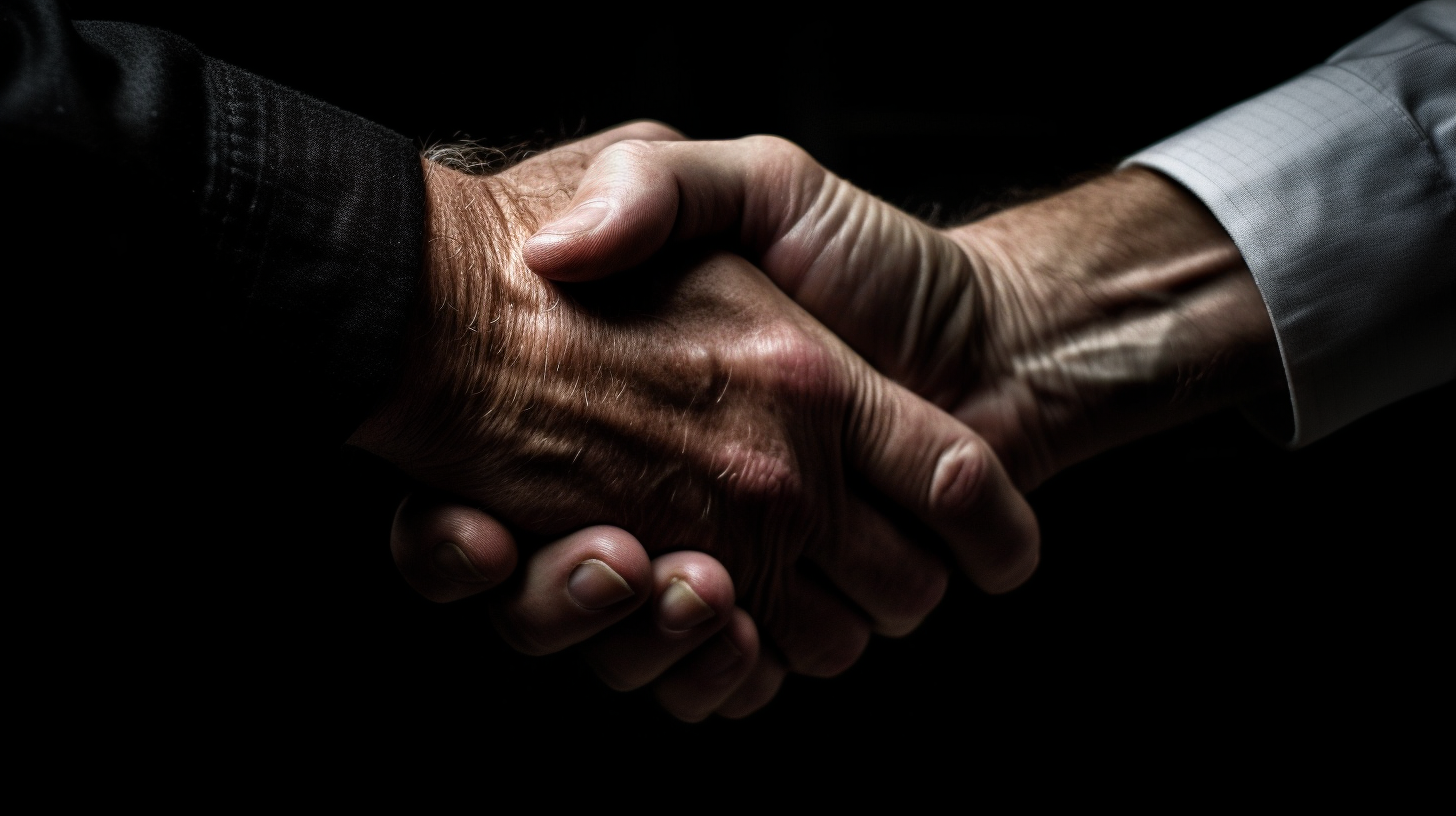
[594,138,658,174]
[720,446,801,506]
[742,134,810,170]
[617,120,686,142]
[749,325,837,401]
[929,438,991,516]
[740,134,829,202]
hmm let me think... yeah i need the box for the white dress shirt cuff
[1125,4,1456,447]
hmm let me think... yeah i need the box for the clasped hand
[354,119,1272,721]
[349,123,1038,719]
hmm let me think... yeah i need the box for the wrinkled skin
[525,138,1284,490]
[353,143,1039,675]
[377,130,1284,720]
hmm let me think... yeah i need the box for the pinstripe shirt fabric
[1129,1,1456,446]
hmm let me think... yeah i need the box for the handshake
[348,122,1283,721]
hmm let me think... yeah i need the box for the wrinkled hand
[386,129,1284,720]
[352,126,1039,716]
[375,126,769,720]
[522,139,1281,489]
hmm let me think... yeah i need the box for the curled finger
[715,649,788,720]
[489,525,653,656]
[581,551,737,691]
[652,608,760,723]
[391,491,520,603]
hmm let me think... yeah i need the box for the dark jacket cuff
[196,47,425,443]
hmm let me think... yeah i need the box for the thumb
[847,375,1040,594]
[523,136,829,282]
[522,140,683,281]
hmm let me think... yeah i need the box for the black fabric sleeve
[1,0,424,446]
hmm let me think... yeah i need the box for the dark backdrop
[69,1,1450,775]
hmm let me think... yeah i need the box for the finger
[391,491,520,603]
[652,608,759,723]
[716,650,788,720]
[809,499,950,637]
[522,135,828,282]
[489,526,652,656]
[520,134,974,400]
[763,569,872,678]
[581,551,736,691]
[849,378,1041,594]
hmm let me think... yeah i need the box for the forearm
[944,2,1456,479]
[1125,0,1456,446]
[946,168,1286,486]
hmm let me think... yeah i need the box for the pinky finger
[391,491,519,603]
[652,608,759,723]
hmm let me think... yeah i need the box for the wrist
[348,159,515,462]
[947,168,1285,485]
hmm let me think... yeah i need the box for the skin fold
[525,137,1286,489]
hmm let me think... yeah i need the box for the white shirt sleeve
[1126,0,1456,447]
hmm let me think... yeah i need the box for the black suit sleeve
[1,0,424,446]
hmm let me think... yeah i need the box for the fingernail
[432,542,487,584]
[694,633,744,678]
[658,578,716,633]
[568,559,635,610]
[533,200,609,238]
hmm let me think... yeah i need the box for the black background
[66,1,1450,776]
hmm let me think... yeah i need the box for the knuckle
[742,134,810,167]
[718,446,801,505]
[751,325,838,399]
[929,438,992,515]
[680,340,726,400]
[616,120,687,142]
[740,134,825,194]
[591,139,674,193]
[599,138,657,163]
